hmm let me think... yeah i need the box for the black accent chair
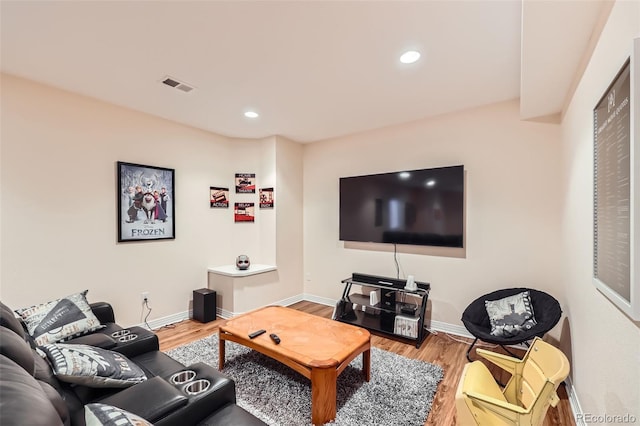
[461,288,562,362]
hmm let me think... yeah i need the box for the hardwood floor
[155,301,575,426]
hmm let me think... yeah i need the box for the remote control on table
[269,333,281,344]
[248,329,266,339]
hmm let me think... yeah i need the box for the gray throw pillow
[40,343,147,388]
[15,290,105,346]
[485,291,537,338]
[85,403,153,426]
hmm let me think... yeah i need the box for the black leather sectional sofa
[0,300,266,426]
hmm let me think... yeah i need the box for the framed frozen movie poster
[117,161,175,242]
[235,173,256,193]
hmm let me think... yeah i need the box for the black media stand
[333,274,431,348]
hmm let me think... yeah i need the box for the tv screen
[339,165,464,248]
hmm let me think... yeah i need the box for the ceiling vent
[161,76,194,93]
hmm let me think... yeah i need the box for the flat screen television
[339,165,464,248]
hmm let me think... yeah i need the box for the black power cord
[394,243,400,279]
[140,299,152,330]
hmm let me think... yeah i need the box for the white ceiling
[1,1,607,143]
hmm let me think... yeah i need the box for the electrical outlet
[141,292,150,303]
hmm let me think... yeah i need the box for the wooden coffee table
[218,305,371,425]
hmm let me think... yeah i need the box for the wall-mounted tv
[339,165,464,248]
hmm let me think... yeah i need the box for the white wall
[303,100,564,327]
[275,136,304,301]
[0,74,302,325]
[560,0,640,420]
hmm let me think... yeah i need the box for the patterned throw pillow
[85,403,153,426]
[485,291,537,338]
[15,290,105,346]
[40,343,147,387]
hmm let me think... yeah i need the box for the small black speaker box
[193,288,216,323]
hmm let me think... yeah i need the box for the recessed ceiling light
[400,50,421,64]
[244,111,259,118]
[426,180,436,187]
[399,172,411,179]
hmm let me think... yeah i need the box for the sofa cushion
[39,380,71,425]
[66,332,118,350]
[0,354,65,426]
[0,301,27,339]
[0,327,35,374]
[485,290,537,337]
[40,343,147,388]
[15,290,105,346]
[85,403,153,426]
[98,376,188,423]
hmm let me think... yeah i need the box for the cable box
[400,303,418,315]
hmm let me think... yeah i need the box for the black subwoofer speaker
[193,288,216,323]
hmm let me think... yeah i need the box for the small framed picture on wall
[235,173,256,193]
[234,202,255,222]
[210,186,229,208]
[259,187,274,208]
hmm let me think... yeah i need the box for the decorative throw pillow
[40,343,147,387]
[485,291,537,338]
[15,290,105,346]
[85,403,153,426]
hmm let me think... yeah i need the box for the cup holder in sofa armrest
[169,370,196,385]
[111,329,131,338]
[184,379,211,395]
[152,363,238,426]
[98,377,187,423]
[109,327,158,358]
[118,334,138,342]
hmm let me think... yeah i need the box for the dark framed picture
[117,161,175,242]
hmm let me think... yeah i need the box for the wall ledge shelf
[208,264,277,277]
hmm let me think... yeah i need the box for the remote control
[269,333,281,344]
[248,329,266,339]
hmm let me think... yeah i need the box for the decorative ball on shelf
[236,255,250,270]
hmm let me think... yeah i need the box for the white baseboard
[565,376,584,426]
[138,295,521,347]
[140,294,313,325]
[301,293,338,307]
[214,294,307,319]
[428,319,473,338]
[137,310,190,331]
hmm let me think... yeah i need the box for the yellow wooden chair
[455,337,570,426]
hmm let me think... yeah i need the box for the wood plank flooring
[155,301,575,426]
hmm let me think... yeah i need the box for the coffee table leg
[218,334,226,370]
[311,367,337,426]
[363,348,371,382]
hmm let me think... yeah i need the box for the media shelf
[333,276,431,348]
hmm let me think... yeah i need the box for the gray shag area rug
[166,335,444,426]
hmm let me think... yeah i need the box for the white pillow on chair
[485,290,537,338]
